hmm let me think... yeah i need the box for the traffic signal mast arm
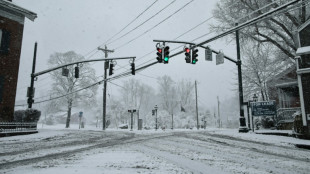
[153,39,238,64]
[32,57,136,77]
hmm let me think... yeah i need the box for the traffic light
[109,63,114,76]
[184,47,191,63]
[163,46,170,64]
[74,66,79,78]
[62,67,69,77]
[192,48,198,64]
[156,47,163,63]
[131,63,135,75]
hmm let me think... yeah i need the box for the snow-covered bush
[14,109,41,122]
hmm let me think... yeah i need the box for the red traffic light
[157,48,162,53]
[184,48,190,53]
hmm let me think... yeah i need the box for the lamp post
[253,94,258,102]
[251,94,258,132]
[154,105,158,130]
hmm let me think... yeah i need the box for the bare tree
[119,78,155,127]
[177,79,194,112]
[157,75,179,128]
[242,42,293,100]
[48,51,98,128]
[211,0,310,60]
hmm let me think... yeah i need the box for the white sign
[216,52,224,65]
[205,47,212,61]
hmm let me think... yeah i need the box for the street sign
[205,47,212,61]
[79,112,83,117]
[250,101,276,116]
[216,51,224,65]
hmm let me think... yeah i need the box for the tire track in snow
[153,137,307,174]
[0,132,175,170]
[182,133,310,163]
[133,144,228,174]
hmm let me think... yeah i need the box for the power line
[106,0,176,45]
[81,1,160,61]
[108,81,126,89]
[114,0,194,50]
[103,0,159,45]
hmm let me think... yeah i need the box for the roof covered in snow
[0,0,37,21]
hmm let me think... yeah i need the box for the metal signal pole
[28,42,37,108]
[195,80,199,130]
[98,45,114,130]
[235,23,248,133]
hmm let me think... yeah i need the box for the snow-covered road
[0,127,310,174]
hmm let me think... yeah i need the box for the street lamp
[154,105,158,130]
[253,94,258,102]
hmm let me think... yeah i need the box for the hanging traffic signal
[163,46,170,64]
[156,47,163,63]
[131,63,135,75]
[184,47,191,63]
[192,49,198,64]
[109,63,114,76]
[74,66,79,78]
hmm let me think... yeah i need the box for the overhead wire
[106,0,176,46]
[104,0,159,45]
[81,0,160,61]
[113,0,195,50]
[17,0,307,106]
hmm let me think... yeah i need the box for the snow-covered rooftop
[0,0,37,21]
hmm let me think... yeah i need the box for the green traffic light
[164,57,169,61]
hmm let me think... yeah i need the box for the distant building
[0,0,37,121]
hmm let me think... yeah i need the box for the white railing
[276,107,301,122]
[0,122,37,133]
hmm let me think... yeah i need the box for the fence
[0,122,37,133]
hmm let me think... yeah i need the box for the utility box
[138,119,143,130]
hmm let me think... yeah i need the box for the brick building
[0,0,37,121]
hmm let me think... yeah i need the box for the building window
[0,29,2,46]
[0,29,10,54]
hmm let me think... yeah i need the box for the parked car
[118,124,128,129]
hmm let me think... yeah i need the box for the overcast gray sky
[14,0,239,109]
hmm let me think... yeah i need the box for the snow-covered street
[1,125,310,174]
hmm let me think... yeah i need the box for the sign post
[128,109,136,131]
[79,112,83,129]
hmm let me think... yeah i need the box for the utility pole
[217,96,221,128]
[154,105,158,130]
[27,42,37,109]
[98,45,114,130]
[195,80,199,130]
